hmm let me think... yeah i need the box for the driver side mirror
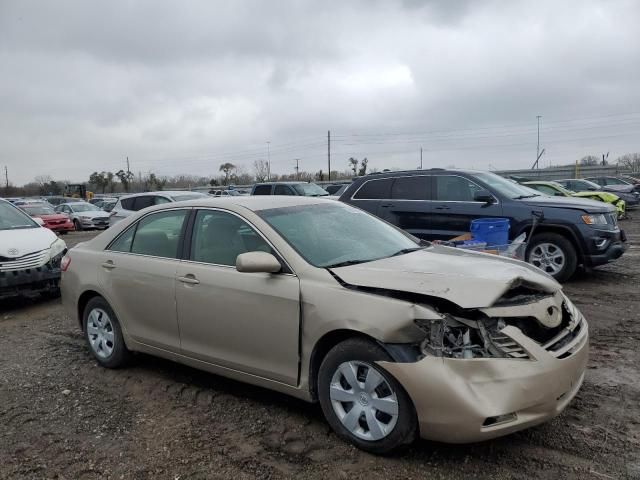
[236,251,282,273]
[473,190,495,204]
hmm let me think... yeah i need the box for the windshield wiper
[512,194,540,199]
[389,247,423,257]
[323,259,369,268]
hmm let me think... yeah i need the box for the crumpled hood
[330,245,560,309]
[0,227,57,258]
[519,195,613,213]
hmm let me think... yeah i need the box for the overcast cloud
[1,0,639,185]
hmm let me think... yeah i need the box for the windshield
[258,202,420,268]
[22,205,56,215]
[171,193,207,202]
[70,203,100,212]
[0,201,38,230]
[474,172,540,199]
[292,183,329,197]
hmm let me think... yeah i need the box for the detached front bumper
[47,222,74,233]
[378,323,589,443]
[0,255,63,299]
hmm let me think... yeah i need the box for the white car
[0,198,67,299]
[109,191,208,226]
[55,202,111,230]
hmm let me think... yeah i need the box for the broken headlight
[414,316,528,359]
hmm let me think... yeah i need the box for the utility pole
[327,130,331,181]
[531,115,545,170]
[126,156,131,176]
[536,115,541,169]
[294,159,300,180]
[266,142,271,181]
[420,147,423,169]
[4,166,8,189]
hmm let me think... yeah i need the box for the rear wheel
[82,297,130,368]
[526,232,577,282]
[318,338,417,454]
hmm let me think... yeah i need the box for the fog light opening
[482,412,517,427]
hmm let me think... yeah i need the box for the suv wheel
[318,338,417,454]
[526,232,577,282]
[83,297,130,368]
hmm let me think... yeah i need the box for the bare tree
[253,160,269,182]
[579,155,600,166]
[358,158,368,176]
[616,153,640,172]
[348,157,359,175]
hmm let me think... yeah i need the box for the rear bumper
[378,323,588,443]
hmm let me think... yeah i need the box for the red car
[20,203,74,234]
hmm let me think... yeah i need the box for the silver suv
[109,191,208,226]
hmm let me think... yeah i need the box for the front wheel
[526,232,577,282]
[74,219,82,231]
[318,338,417,454]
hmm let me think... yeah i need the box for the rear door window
[130,210,188,258]
[253,185,272,195]
[391,176,432,200]
[274,185,295,195]
[352,178,393,199]
[133,195,155,211]
[120,198,136,210]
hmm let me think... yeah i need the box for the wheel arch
[308,329,404,401]
[77,290,102,331]
[517,223,584,259]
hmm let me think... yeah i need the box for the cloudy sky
[1,0,639,185]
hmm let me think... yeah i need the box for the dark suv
[339,169,626,281]
[251,182,329,196]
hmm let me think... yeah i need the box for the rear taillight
[61,255,71,272]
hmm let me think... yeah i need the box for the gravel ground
[1,224,639,480]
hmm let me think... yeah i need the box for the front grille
[92,217,108,223]
[0,250,49,272]
[490,332,529,359]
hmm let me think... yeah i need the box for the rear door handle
[177,275,200,285]
[435,206,451,210]
[380,203,394,207]
[101,260,116,270]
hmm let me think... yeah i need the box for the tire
[526,232,577,282]
[74,219,82,231]
[82,296,130,368]
[317,338,417,454]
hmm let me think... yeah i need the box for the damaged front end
[414,289,587,361]
[373,284,589,443]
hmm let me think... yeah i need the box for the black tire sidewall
[526,232,577,282]
[74,219,82,231]
[317,338,417,454]
[82,297,129,368]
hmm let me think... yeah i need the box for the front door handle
[101,260,116,270]
[435,206,451,210]
[380,203,394,207]
[177,274,200,285]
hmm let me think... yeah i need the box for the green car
[523,181,626,218]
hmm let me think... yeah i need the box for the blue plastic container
[470,218,510,247]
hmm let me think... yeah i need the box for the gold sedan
[61,196,588,453]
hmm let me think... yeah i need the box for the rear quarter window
[352,178,393,199]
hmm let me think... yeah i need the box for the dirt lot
[1,225,639,480]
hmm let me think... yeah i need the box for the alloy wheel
[329,361,399,441]
[529,242,566,275]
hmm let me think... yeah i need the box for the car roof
[254,181,308,186]
[118,190,206,200]
[148,195,331,213]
